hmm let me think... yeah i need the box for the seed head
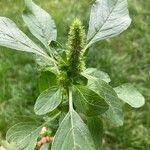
[67,18,86,76]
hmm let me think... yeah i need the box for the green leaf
[73,85,109,116]
[38,71,58,92]
[87,0,131,47]
[0,17,46,56]
[35,55,54,67]
[51,109,96,150]
[6,122,42,150]
[2,141,18,150]
[88,79,123,126]
[114,83,145,108]
[22,0,57,47]
[34,86,62,115]
[40,143,50,150]
[87,117,103,150]
[35,55,58,75]
[72,73,88,85]
[82,68,111,83]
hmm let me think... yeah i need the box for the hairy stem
[69,87,73,110]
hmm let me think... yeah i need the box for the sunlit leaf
[73,85,109,116]
[0,17,46,56]
[51,109,96,150]
[82,68,111,83]
[87,79,123,126]
[23,0,57,47]
[87,0,131,47]
[114,83,145,108]
[34,87,62,115]
[6,122,42,150]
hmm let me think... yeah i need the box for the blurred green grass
[0,0,149,149]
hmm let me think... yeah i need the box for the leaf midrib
[87,0,118,44]
[7,123,42,147]
[0,20,45,55]
[35,89,60,114]
[75,86,105,109]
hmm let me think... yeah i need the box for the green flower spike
[67,18,86,76]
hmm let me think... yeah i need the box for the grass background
[0,0,149,149]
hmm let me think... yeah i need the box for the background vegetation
[0,0,149,149]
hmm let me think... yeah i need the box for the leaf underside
[87,0,131,47]
[51,109,96,150]
[114,83,145,108]
[73,85,109,116]
[0,17,46,56]
[82,68,111,83]
[88,79,123,126]
[6,122,42,150]
[34,86,62,115]
[23,0,57,47]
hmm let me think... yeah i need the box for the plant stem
[69,87,73,110]
[82,44,90,54]
[45,44,60,74]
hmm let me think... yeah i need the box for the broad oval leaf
[87,117,103,150]
[88,79,123,126]
[23,0,57,47]
[87,0,131,47]
[114,83,145,108]
[82,68,111,83]
[34,87,62,115]
[6,122,42,150]
[73,85,109,116]
[0,17,46,56]
[51,109,96,150]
